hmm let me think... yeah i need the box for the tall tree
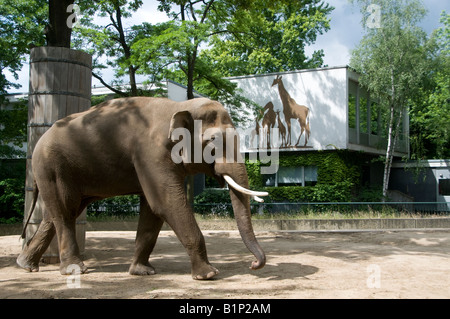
[74,0,144,96]
[409,11,450,160]
[154,0,229,100]
[133,0,332,118]
[350,0,434,198]
[201,0,333,76]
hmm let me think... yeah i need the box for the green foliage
[131,0,333,120]
[193,188,233,217]
[0,177,25,224]
[74,0,145,96]
[245,159,264,189]
[278,152,360,185]
[244,151,368,203]
[409,11,450,159]
[350,0,435,196]
[201,0,333,76]
[87,195,140,218]
[266,182,353,203]
[0,97,27,224]
[194,188,230,204]
[256,151,362,187]
[354,185,384,202]
[0,99,28,159]
[0,0,47,100]
[350,0,430,108]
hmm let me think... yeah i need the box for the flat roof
[226,65,352,80]
[391,159,450,168]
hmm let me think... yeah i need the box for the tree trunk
[382,103,395,199]
[186,53,196,100]
[46,0,74,47]
[185,45,198,202]
[114,4,138,96]
[185,56,195,204]
[129,66,138,96]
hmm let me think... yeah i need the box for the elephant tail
[21,181,39,239]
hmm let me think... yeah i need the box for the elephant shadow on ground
[211,259,319,281]
[79,234,319,281]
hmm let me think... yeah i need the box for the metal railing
[87,201,450,216]
[193,202,450,215]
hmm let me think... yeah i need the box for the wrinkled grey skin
[17,97,266,280]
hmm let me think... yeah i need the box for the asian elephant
[17,97,267,280]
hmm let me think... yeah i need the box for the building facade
[6,66,448,208]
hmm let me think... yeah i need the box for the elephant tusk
[223,175,269,202]
[252,195,265,203]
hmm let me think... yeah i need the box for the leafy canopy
[0,0,47,100]
[201,0,333,76]
[409,11,450,159]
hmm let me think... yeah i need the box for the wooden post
[24,47,92,263]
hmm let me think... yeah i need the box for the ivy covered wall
[245,150,377,202]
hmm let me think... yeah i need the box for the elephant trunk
[216,163,266,270]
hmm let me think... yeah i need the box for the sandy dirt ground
[0,229,449,299]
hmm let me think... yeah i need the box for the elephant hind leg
[17,194,93,273]
[17,207,56,272]
[129,196,164,276]
[35,183,87,275]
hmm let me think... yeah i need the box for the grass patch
[84,207,448,223]
[195,208,447,221]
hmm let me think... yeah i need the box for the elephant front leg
[129,196,164,276]
[54,217,87,275]
[135,165,218,280]
[162,204,219,280]
[152,196,218,279]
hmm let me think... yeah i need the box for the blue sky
[5,0,449,93]
[307,0,449,67]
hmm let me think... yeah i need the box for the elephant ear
[168,110,194,141]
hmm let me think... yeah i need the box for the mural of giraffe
[261,101,277,149]
[250,116,260,149]
[272,75,310,147]
[275,110,287,148]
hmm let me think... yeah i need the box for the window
[370,101,380,135]
[439,179,450,196]
[278,167,303,186]
[348,80,358,130]
[262,166,318,187]
[359,91,369,134]
[205,175,223,189]
[304,166,318,186]
[262,174,276,187]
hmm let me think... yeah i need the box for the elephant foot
[59,261,88,275]
[129,261,156,276]
[192,264,219,280]
[16,252,39,272]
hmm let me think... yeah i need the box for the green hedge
[87,195,140,218]
[266,182,354,203]
[193,188,233,216]
[0,178,25,223]
[0,159,26,224]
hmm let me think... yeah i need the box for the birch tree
[350,0,433,198]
